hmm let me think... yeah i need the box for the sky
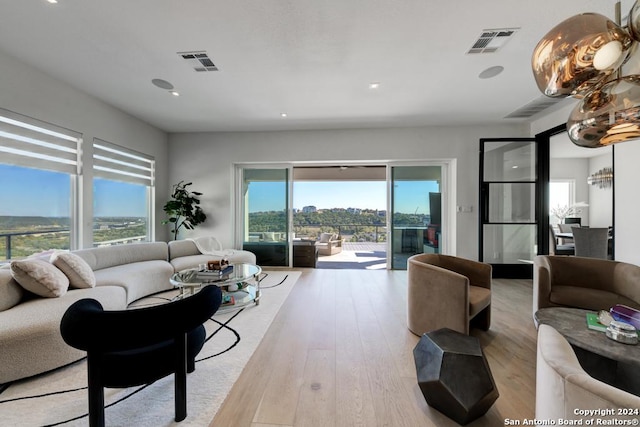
[0,164,146,217]
[249,180,440,214]
[1,163,439,218]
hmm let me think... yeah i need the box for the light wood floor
[210,269,538,427]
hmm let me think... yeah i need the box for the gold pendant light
[567,76,640,147]
[532,13,632,98]
[532,1,640,148]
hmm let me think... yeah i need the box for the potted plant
[550,201,588,224]
[163,181,207,239]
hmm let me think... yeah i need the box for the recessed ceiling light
[281,113,288,118]
[512,165,519,169]
[169,91,180,97]
[47,0,58,3]
[479,66,504,79]
[369,82,380,89]
[151,78,174,90]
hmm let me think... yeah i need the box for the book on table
[585,312,607,332]
[221,295,235,306]
[196,265,233,281]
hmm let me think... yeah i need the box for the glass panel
[242,168,289,266]
[391,166,442,270]
[483,224,537,264]
[487,183,535,223]
[93,178,150,246]
[291,180,387,242]
[483,140,536,182]
[0,164,71,261]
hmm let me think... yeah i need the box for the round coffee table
[170,263,263,310]
[535,307,640,396]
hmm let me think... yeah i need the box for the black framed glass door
[479,138,544,278]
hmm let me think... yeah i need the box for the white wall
[588,154,613,228]
[614,142,640,265]
[168,124,528,260]
[0,50,170,244]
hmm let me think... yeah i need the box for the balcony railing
[1,229,147,262]
[246,223,389,242]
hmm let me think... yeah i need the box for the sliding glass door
[390,165,443,269]
[235,162,451,270]
[239,168,290,266]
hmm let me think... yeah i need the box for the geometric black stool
[413,328,499,425]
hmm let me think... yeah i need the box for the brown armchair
[407,254,492,336]
[533,255,640,319]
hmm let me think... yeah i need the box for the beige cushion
[0,270,24,311]
[10,259,69,297]
[550,285,638,311]
[469,285,491,318]
[50,251,96,289]
[319,232,333,243]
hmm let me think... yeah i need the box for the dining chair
[572,227,609,259]
[549,226,574,256]
[557,223,580,233]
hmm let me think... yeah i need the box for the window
[549,180,575,225]
[92,138,155,246]
[0,108,81,261]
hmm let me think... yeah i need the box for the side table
[293,241,318,268]
[413,328,499,425]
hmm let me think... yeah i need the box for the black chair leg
[87,355,105,427]
[175,334,188,422]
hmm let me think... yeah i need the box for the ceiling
[0,0,635,133]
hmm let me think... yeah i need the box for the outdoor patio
[316,241,387,270]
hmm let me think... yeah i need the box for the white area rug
[0,270,300,427]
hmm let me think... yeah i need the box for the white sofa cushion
[0,269,24,312]
[94,260,174,304]
[10,259,69,298]
[0,285,126,384]
[50,251,96,289]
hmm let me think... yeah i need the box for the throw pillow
[50,251,96,289]
[319,232,333,243]
[0,273,24,311]
[10,259,69,298]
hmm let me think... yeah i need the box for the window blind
[93,138,155,187]
[0,107,81,175]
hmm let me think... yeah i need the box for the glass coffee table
[170,263,263,310]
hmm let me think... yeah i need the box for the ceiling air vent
[505,96,566,119]
[467,28,519,54]
[178,51,218,72]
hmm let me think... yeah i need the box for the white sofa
[0,241,207,385]
[168,239,256,271]
[536,324,640,421]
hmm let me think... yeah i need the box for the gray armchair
[536,324,640,421]
[533,255,640,317]
[407,254,492,336]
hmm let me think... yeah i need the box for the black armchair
[60,285,222,427]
